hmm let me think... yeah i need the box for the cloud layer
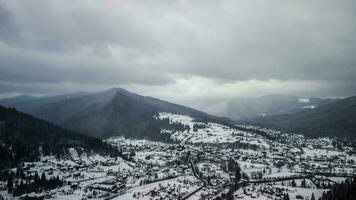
[0,0,355,106]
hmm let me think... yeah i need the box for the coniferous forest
[319,176,356,200]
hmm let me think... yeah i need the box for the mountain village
[1,113,355,200]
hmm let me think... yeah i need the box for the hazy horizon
[0,86,348,111]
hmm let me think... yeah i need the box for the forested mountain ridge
[244,96,356,139]
[0,106,120,170]
[204,94,336,120]
[0,88,234,140]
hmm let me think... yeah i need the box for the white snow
[302,105,316,109]
[156,112,268,148]
[298,98,311,103]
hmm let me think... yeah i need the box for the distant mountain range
[244,96,356,139]
[0,105,119,170]
[204,94,336,120]
[2,89,354,140]
[0,88,231,140]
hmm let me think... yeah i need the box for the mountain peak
[0,87,227,139]
[103,87,133,95]
[106,87,125,92]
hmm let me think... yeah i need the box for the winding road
[180,155,207,200]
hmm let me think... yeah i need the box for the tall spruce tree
[7,172,13,193]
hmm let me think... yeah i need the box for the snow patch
[302,105,316,109]
[298,98,311,103]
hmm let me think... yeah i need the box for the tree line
[319,175,356,200]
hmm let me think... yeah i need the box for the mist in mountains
[204,94,337,120]
[246,96,356,139]
[1,87,355,140]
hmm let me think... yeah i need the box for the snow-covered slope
[156,112,269,148]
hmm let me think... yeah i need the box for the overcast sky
[0,0,355,108]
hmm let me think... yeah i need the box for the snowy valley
[1,112,356,200]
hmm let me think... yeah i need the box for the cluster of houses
[1,128,356,200]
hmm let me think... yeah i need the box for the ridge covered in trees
[0,105,121,170]
[248,96,356,139]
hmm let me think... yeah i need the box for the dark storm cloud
[0,44,172,85]
[0,0,355,99]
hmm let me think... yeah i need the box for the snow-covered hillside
[156,112,269,148]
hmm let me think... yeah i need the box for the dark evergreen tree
[283,193,290,200]
[41,172,47,187]
[291,180,297,187]
[34,172,40,186]
[311,193,315,200]
[234,164,242,190]
[7,172,13,193]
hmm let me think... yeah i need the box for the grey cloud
[0,41,172,85]
[0,2,18,43]
[0,0,355,100]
